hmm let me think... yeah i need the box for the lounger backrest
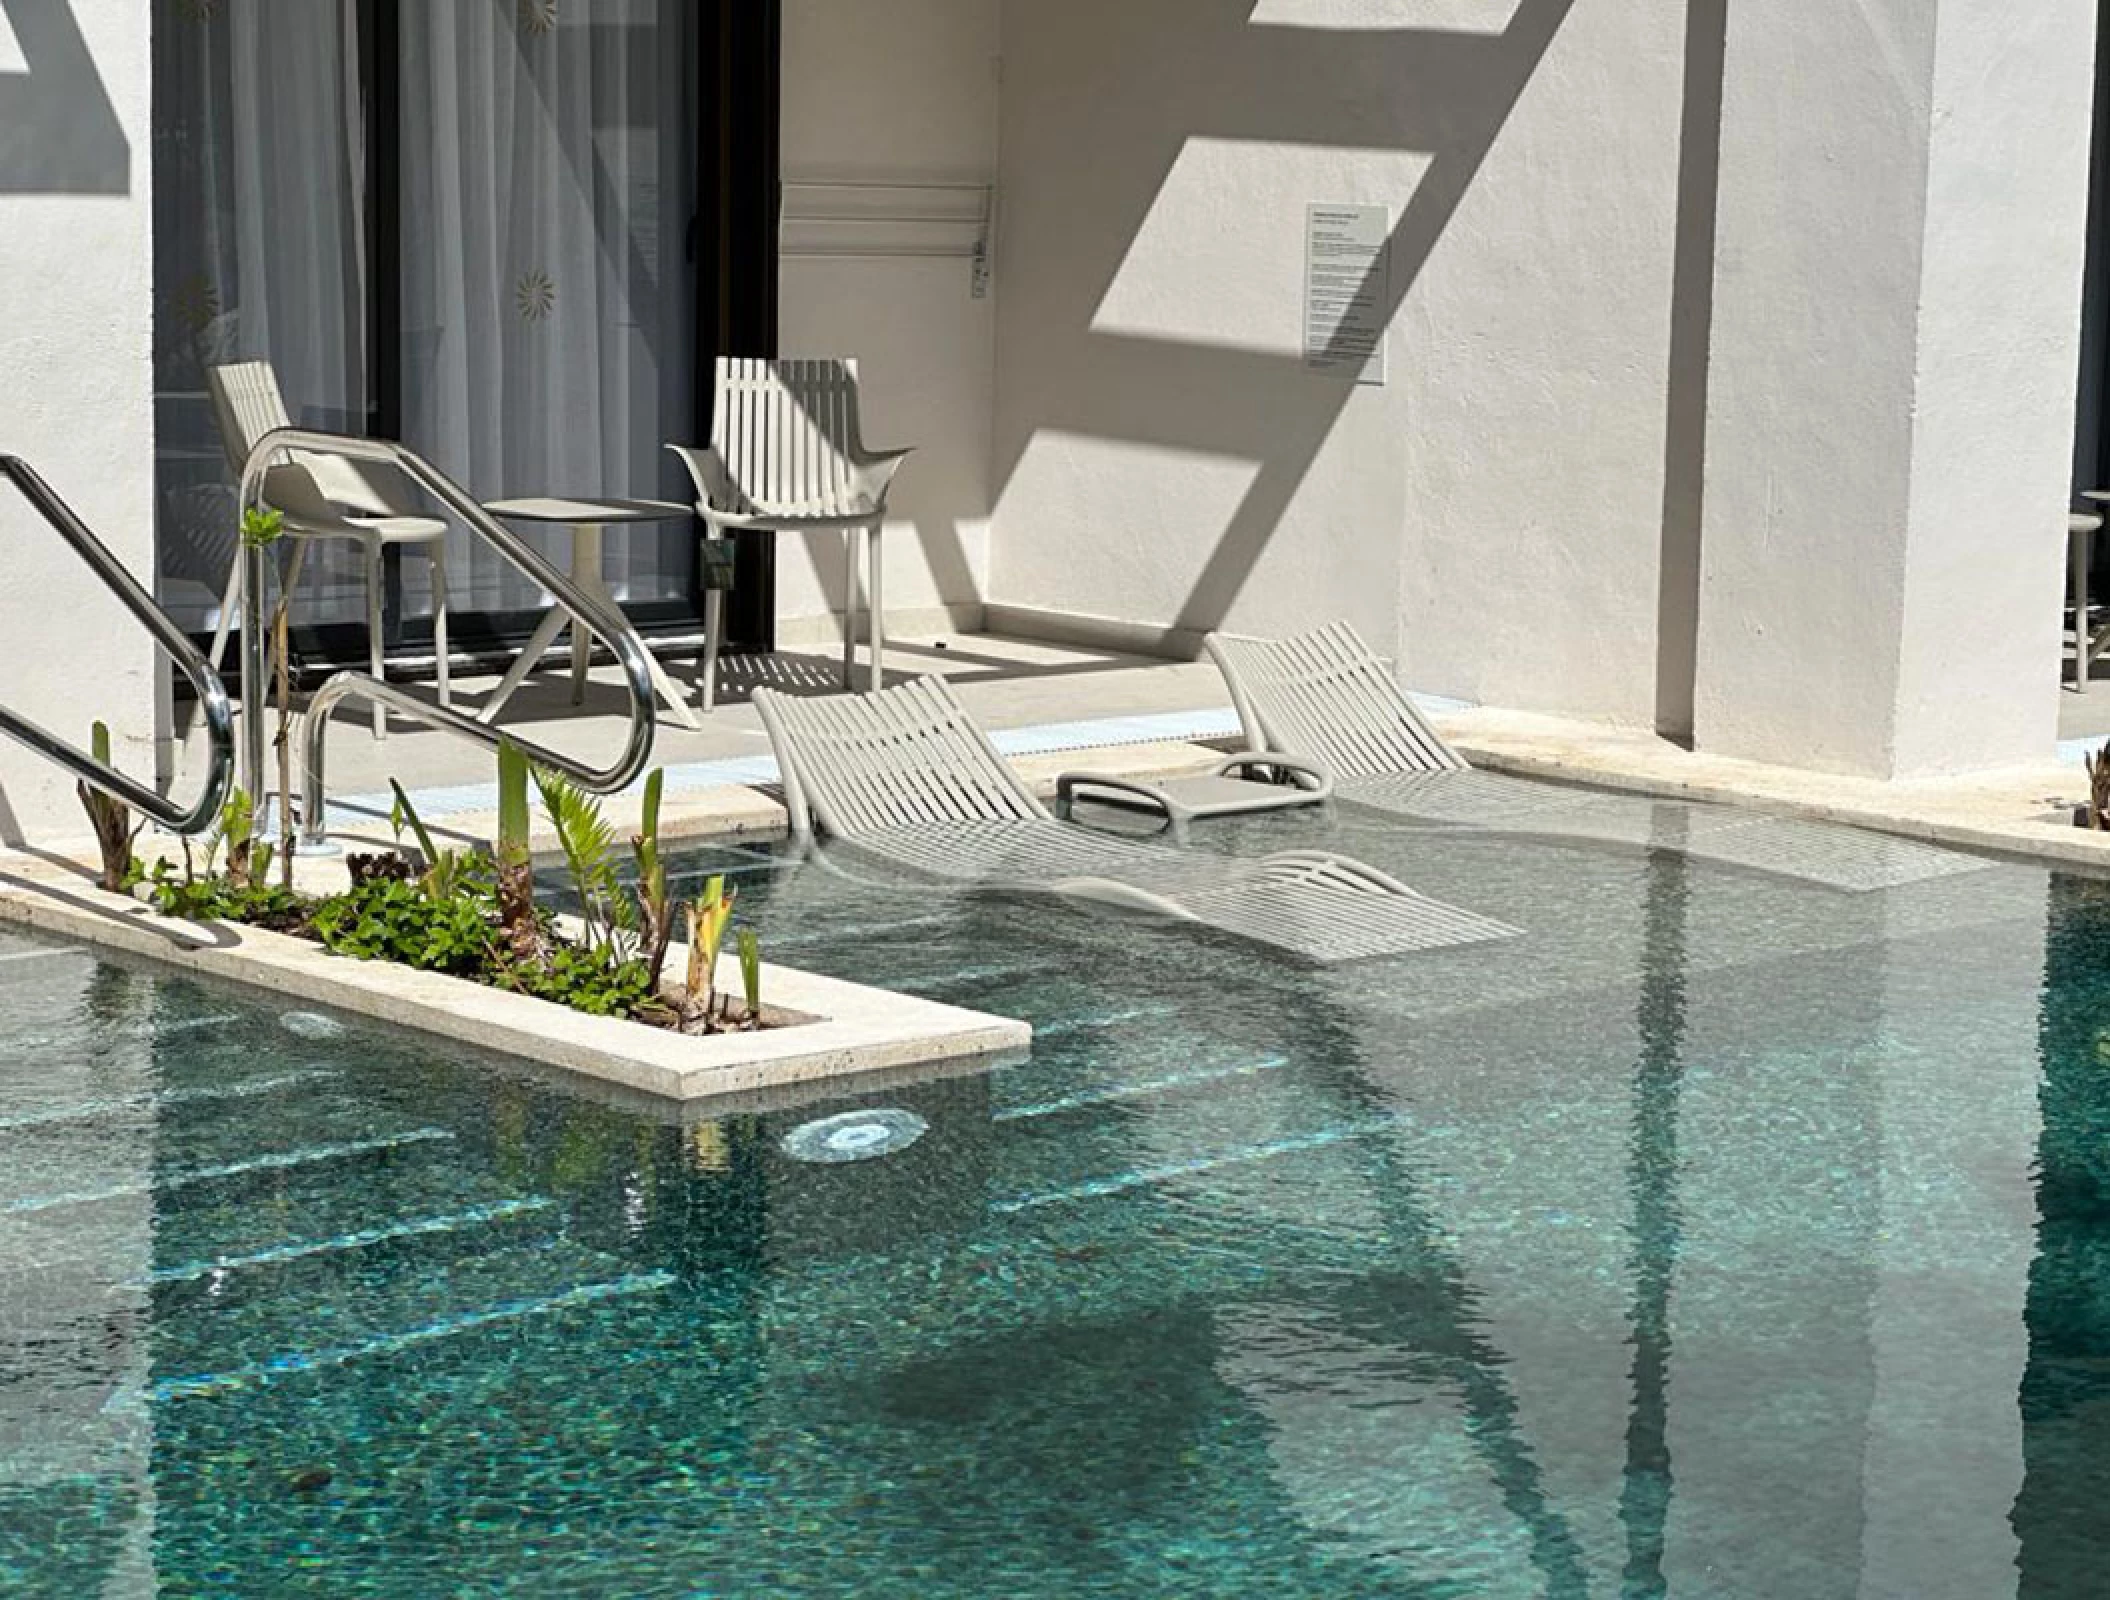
[752,677,1051,840]
[207,359,391,515]
[1206,621,1466,778]
[708,358,872,518]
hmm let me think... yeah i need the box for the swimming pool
[0,793,2099,1596]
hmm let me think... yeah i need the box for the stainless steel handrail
[233,429,658,847]
[0,456,236,835]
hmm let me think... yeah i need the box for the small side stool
[1054,753,1333,840]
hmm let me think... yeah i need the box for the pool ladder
[0,455,235,835]
[231,429,659,848]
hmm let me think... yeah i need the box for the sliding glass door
[152,0,776,670]
[152,0,372,638]
[395,0,699,630]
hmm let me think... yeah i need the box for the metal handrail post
[232,429,658,848]
[239,532,270,812]
[0,456,235,835]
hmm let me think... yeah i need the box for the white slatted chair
[1205,622,1990,893]
[205,360,450,740]
[667,357,912,713]
[750,676,1518,965]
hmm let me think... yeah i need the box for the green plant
[533,763,632,959]
[631,769,674,991]
[218,789,273,893]
[241,504,296,885]
[76,721,141,893]
[143,854,305,929]
[683,874,736,1024]
[736,927,762,1021]
[388,778,487,904]
[311,875,493,975]
[496,739,544,964]
[511,942,655,1018]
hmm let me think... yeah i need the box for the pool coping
[0,853,1031,1106]
[1442,706,2110,872]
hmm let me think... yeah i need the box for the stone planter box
[0,857,1030,1105]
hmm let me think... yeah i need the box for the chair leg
[2078,528,2094,695]
[207,547,243,676]
[700,584,725,715]
[841,526,861,690]
[366,541,387,740]
[867,519,884,694]
[429,540,451,710]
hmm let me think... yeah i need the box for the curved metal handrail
[233,429,657,847]
[0,456,236,836]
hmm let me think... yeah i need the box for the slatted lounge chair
[1204,622,1991,893]
[749,677,1519,965]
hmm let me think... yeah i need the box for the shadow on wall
[990,0,1579,639]
[0,0,128,194]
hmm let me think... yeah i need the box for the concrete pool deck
[109,626,2110,872]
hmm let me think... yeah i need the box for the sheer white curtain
[152,0,370,630]
[397,0,698,616]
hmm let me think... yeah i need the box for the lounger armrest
[1054,770,1185,823]
[1211,751,1334,798]
[851,445,915,505]
[664,442,739,515]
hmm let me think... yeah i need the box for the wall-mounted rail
[0,456,235,836]
[779,178,996,295]
[233,430,657,848]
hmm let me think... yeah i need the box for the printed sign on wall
[1305,203,1391,385]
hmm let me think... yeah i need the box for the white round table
[477,497,699,729]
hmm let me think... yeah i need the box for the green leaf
[497,738,531,870]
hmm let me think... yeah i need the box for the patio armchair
[205,360,450,740]
[667,357,912,714]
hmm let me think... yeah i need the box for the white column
[1693,0,2096,777]
[0,1,158,840]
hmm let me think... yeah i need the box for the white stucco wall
[775,0,1001,644]
[0,0,158,842]
[1695,0,2094,778]
[986,0,1686,722]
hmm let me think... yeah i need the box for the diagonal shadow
[0,0,127,194]
[1618,847,1691,1596]
[992,0,1578,635]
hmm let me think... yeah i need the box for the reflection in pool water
[0,798,2101,1596]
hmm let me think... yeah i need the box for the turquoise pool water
[1,797,2104,1596]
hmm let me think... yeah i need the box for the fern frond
[533,764,625,945]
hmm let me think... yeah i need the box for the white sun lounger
[1204,622,1991,894]
[750,677,1519,964]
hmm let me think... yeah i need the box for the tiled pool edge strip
[0,866,1030,1107]
[315,703,1260,829]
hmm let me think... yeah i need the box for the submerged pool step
[991,1116,1397,1216]
[149,1234,650,1382]
[150,1151,535,1268]
[144,1197,558,1287]
[745,1202,1404,1382]
[2,1128,455,1216]
[1026,1001,1187,1041]
[751,909,964,955]
[992,1055,1294,1123]
[0,944,88,968]
[153,1266,677,1403]
[0,1069,337,1134]
[988,1068,1372,1192]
